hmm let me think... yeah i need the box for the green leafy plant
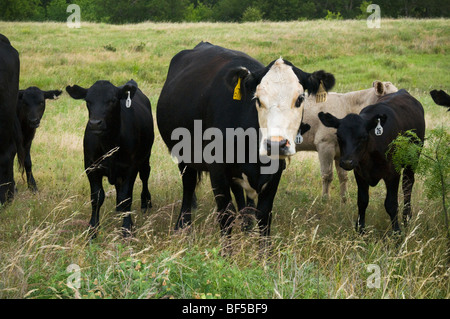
[389,128,449,238]
[325,10,343,20]
[241,7,264,22]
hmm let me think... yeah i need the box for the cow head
[18,87,62,129]
[227,58,335,158]
[373,81,398,96]
[318,112,387,170]
[66,80,138,136]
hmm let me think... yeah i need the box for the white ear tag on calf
[375,118,383,136]
[295,130,303,144]
[126,91,132,108]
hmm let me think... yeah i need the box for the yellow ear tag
[233,77,242,101]
[315,80,327,103]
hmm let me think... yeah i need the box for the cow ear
[373,81,384,96]
[299,122,311,135]
[118,80,138,100]
[366,113,387,131]
[66,85,88,100]
[44,90,62,100]
[293,68,335,95]
[225,67,252,100]
[318,112,340,129]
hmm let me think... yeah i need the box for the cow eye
[295,94,305,108]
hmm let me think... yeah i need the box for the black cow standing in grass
[66,80,154,237]
[318,89,425,233]
[0,34,23,205]
[157,42,335,240]
[17,87,62,192]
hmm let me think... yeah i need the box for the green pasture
[0,19,449,299]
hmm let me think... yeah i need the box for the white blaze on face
[255,58,305,158]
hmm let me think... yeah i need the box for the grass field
[0,19,449,299]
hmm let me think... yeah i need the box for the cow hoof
[355,223,366,235]
[122,228,133,238]
[88,227,99,240]
[141,201,152,214]
[29,186,38,193]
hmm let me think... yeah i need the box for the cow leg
[384,175,401,233]
[209,169,235,237]
[254,161,284,254]
[0,151,15,205]
[317,144,335,200]
[335,159,348,202]
[230,183,255,232]
[354,172,369,234]
[230,182,246,211]
[87,172,104,238]
[115,170,138,237]
[256,161,284,238]
[24,147,37,192]
[175,163,198,230]
[139,158,152,213]
[402,167,415,227]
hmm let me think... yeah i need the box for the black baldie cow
[17,87,62,191]
[66,80,154,236]
[157,42,335,239]
[319,89,425,233]
[0,34,23,204]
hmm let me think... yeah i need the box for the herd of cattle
[1,34,448,240]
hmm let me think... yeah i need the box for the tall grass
[0,19,449,299]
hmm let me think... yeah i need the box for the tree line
[1,0,449,23]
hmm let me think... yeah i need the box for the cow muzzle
[265,136,293,157]
[340,159,356,171]
[28,118,40,129]
[88,119,106,134]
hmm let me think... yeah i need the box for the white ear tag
[295,129,303,144]
[126,91,132,108]
[375,118,383,136]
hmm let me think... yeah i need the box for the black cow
[157,42,334,239]
[17,87,62,191]
[430,89,450,111]
[0,34,23,205]
[318,89,425,233]
[66,79,154,237]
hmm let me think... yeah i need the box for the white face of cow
[255,58,305,158]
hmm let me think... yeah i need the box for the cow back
[361,89,425,154]
[157,42,263,156]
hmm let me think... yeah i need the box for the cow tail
[14,116,25,176]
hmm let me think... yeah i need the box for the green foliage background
[1,0,449,23]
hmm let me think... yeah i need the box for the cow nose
[266,137,289,156]
[29,118,40,128]
[340,159,354,171]
[88,119,104,130]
